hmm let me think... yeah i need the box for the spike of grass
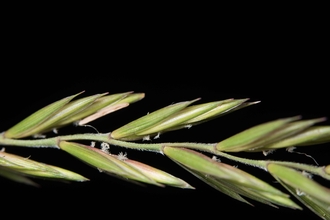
[182,98,249,124]
[137,100,224,136]
[277,126,330,148]
[4,92,84,138]
[59,141,193,188]
[216,116,302,152]
[273,176,330,219]
[0,151,88,182]
[124,159,194,188]
[25,93,108,136]
[163,146,288,196]
[59,141,128,175]
[111,98,201,139]
[183,168,253,205]
[164,147,300,209]
[247,117,327,152]
[267,163,330,204]
[56,92,136,126]
[160,99,259,133]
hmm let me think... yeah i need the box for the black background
[1,17,329,220]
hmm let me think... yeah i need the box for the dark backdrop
[1,25,329,220]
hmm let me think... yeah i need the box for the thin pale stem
[1,132,329,180]
[0,132,214,152]
[210,150,330,180]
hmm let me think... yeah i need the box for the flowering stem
[1,132,329,180]
[0,132,214,152]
